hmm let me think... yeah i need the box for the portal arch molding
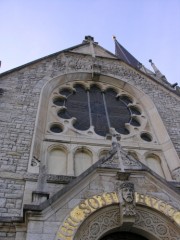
[74,205,180,240]
[54,192,180,240]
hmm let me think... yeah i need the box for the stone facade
[0,37,179,239]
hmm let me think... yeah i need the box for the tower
[0,36,179,240]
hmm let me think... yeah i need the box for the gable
[71,42,117,59]
[24,143,180,218]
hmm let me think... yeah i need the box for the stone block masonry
[0,52,179,218]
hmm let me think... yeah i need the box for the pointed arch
[28,72,180,179]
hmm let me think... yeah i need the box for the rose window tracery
[51,84,142,137]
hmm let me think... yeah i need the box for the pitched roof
[113,37,142,69]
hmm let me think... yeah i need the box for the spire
[113,36,142,69]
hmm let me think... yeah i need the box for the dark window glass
[57,85,140,136]
[130,118,140,126]
[100,231,148,240]
[119,95,133,105]
[50,124,62,133]
[53,97,65,106]
[59,85,90,131]
[59,88,72,97]
[105,89,131,134]
[58,108,71,119]
[129,106,141,115]
[90,85,109,136]
[141,132,152,142]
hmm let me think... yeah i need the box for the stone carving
[55,191,180,240]
[31,156,40,167]
[172,167,180,181]
[76,206,180,240]
[101,142,120,168]
[120,182,134,203]
[132,177,180,209]
[55,192,118,240]
[135,192,180,226]
[101,151,120,168]
[119,182,136,217]
[76,206,120,240]
[134,209,180,240]
[101,142,142,171]
[47,174,75,183]
[101,141,142,170]
[121,149,142,168]
[24,173,75,184]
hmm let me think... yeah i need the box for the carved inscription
[135,193,180,226]
[56,192,118,240]
[55,192,180,240]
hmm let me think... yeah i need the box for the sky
[1,0,180,85]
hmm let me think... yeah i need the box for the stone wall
[0,52,179,218]
[0,223,16,240]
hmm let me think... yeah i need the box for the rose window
[52,84,141,137]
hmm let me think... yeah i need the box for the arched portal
[55,192,180,240]
[100,231,148,240]
[73,205,180,240]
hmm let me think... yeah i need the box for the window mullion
[102,92,111,129]
[87,90,92,126]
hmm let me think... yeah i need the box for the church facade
[0,36,180,240]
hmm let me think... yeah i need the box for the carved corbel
[31,156,40,167]
[117,181,136,229]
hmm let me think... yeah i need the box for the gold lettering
[66,216,79,227]
[104,192,114,204]
[96,195,106,207]
[57,232,69,240]
[149,196,158,209]
[60,224,74,237]
[158,201,166,212]
[166,205,176,217]
[111,192,119,203]
[173,212,180,225]
[137,193,146,204]
[88,197,100,209]
[79,200,91,217]
[69,207,84,222]
[57,192,180,240]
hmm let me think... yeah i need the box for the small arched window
[146,154,164,178]
[48,148,67,175]
[74,148,92,176]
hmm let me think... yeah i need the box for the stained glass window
[55,85,140,136]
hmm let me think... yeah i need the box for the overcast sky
[1,0,180,85]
